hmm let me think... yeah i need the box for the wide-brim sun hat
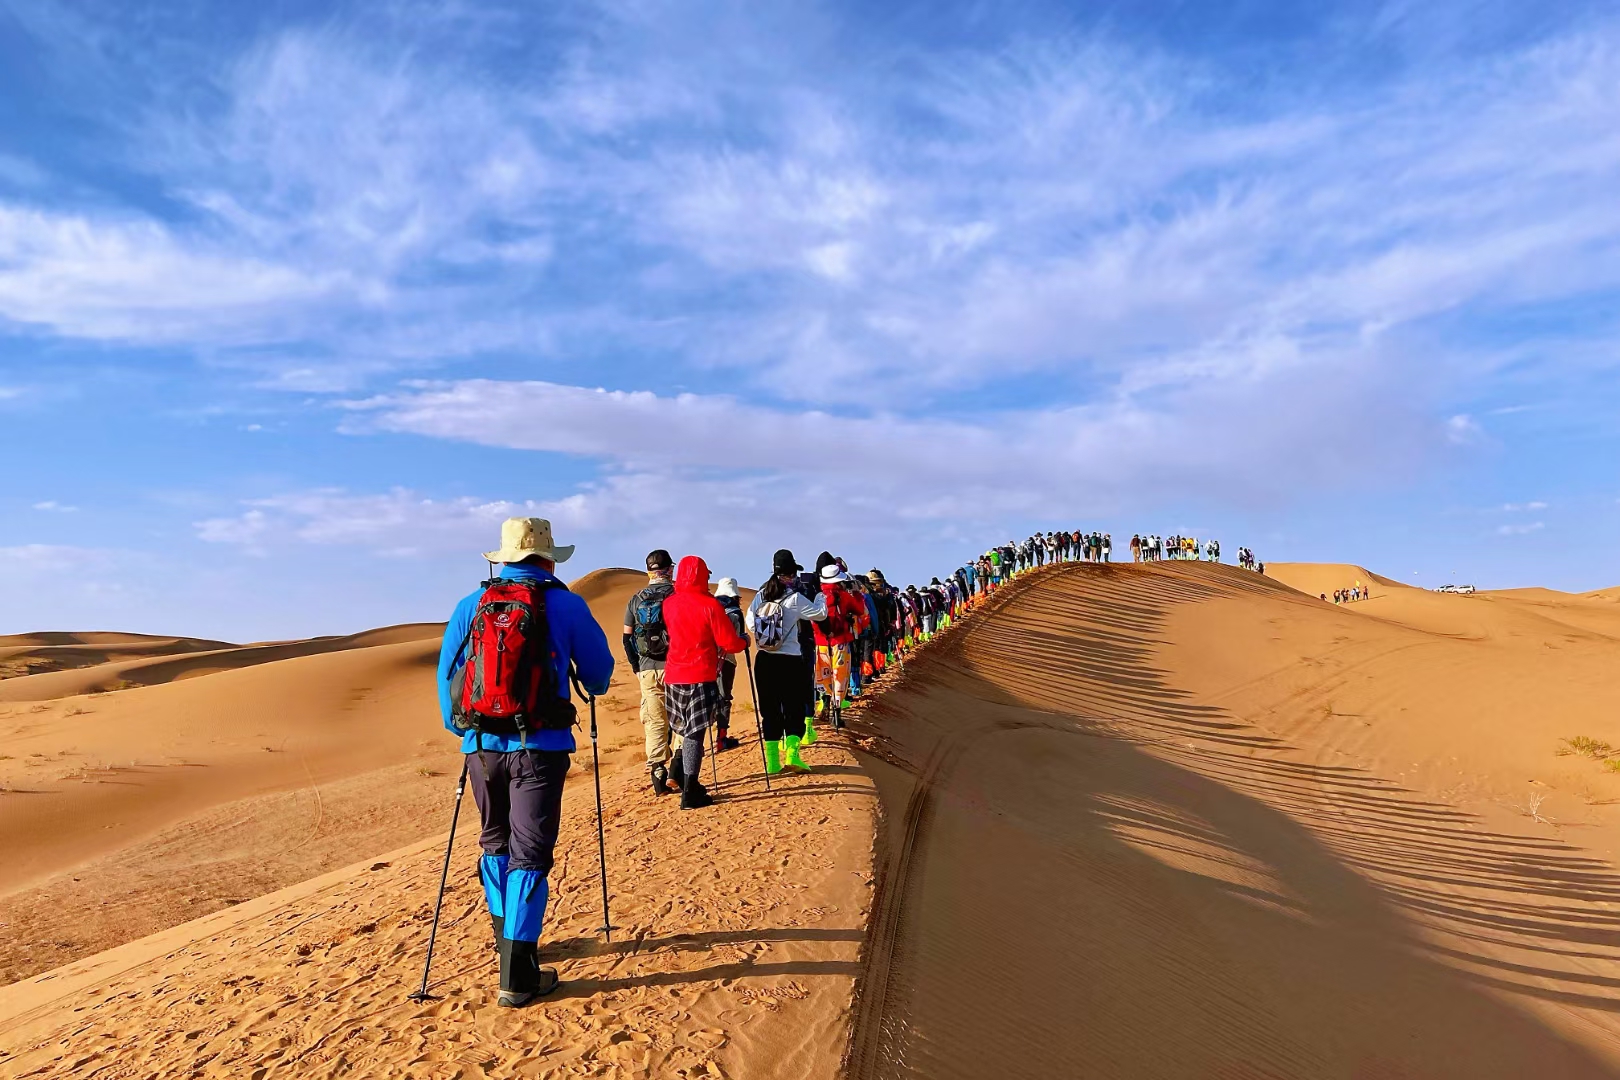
[484,516,575,564]
[819,564,851,583]
[715,577,741,598]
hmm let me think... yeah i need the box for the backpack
[631,581,673,662]
[820,590,853,640]
[452,577,576,739]
[752,595,790,651]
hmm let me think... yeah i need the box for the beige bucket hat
[483,517,575,564]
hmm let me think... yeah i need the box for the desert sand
[6,558,1620,1077]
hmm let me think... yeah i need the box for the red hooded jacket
[661,555,751,684]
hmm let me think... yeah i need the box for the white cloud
[1497,521,1546,536]
[342,366,1435,524]
[1445,414,1484,445]
[0,544,115,571]
[31,501,78,513]
[0,205,345,342]
[1501,501,1548,512]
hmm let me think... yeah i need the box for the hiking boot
[680,773,714,810]
[650,763,672,796]
[497,966,559,1008]
[783,736,812,773]
[718,734,741,751]
[669,755,686,791]
[498,938,559,1007]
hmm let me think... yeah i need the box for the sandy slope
[847,561,1620,1078]
[0,694,872,1080]
[0,568,669,985]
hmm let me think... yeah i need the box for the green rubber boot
[801,717,817,746]
[784,735,812,773]
[763,738,783,775]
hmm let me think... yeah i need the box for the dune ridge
[845,560,1620,1078]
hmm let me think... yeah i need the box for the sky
[2,0,1618,640]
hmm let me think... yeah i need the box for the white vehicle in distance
[1436,583,1477,595]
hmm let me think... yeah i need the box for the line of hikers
[1130,534,1221,562]
[436,516,1025,1007]
[626,546,1006,808]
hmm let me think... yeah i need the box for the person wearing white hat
[811,561,869,727]
[437,517,613,1007]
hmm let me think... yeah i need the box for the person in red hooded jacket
[661,555,751,809]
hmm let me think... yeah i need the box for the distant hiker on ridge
[437,517,614,1007]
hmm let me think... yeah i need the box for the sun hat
[819,564,850,583]
[715,577,741,598]
[483,517,574,564]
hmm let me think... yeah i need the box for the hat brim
[483,543,575,564]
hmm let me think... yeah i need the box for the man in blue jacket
[437,517,614,1008]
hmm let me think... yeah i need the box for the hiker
[661,555,750,809]
[747,549,828,775]
[437,517,614,1007]
[713,578,747,751]
[868,569,900,669]
[814,563,869,720]
[624,550,677,796]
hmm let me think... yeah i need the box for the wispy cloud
[31,500,78,513]
[1497,521,1546,536]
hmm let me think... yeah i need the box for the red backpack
[452,577,576,740]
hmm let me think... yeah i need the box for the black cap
[815,550,837,572]
[646,549,673,572]
[772,548,801,575]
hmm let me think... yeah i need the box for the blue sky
[2,0,1618,640]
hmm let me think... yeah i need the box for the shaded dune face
[847,563,1620,1079]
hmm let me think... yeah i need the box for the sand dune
[847,561,1620,1077]
[0,633,237,681]
[8,558,1620,1077]
[1264,560,1409,597]
[0,622,442,702]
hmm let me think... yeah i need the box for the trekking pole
[576,675,615,941]
[744,647,771,792]
[408,755,469,1002]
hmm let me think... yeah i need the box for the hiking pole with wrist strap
[408,754,469,1002]
[572,670,614,941]
[743,647,770,791]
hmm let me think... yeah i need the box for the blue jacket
[438,564,615,754]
